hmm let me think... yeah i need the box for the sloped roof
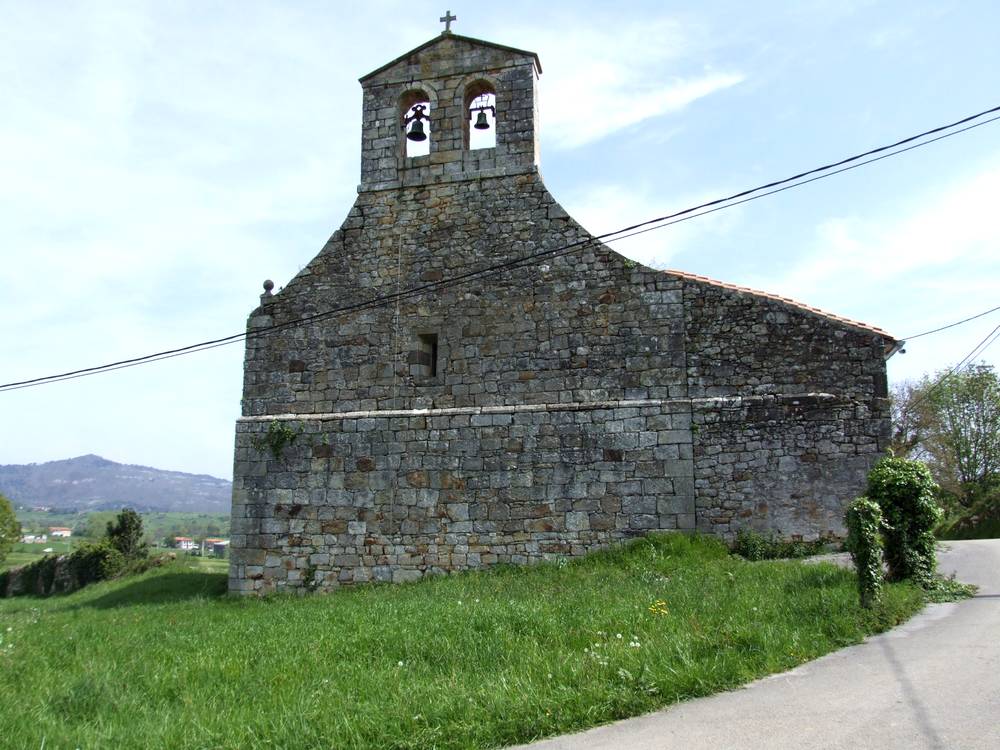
[664,268,897,344]
[360,32,542,82]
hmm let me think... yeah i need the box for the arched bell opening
[463,81,497,151]
[400,89,431,158]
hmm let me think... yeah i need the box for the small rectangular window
[409,333,439,379]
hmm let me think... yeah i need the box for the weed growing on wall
[251,420,302,460]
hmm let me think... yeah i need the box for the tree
[82,512,114,540]
[891,364,1000,507]
[105,508,148,560]
[0,493,20,564]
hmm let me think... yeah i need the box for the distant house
[209,540,230,559]
[174,537,196,551]
[201,538,227,556]
[21,533,47,544]
[48,527,72,538]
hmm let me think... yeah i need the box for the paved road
[511,539,1000,750]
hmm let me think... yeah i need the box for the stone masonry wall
[682,278,890,401]
[240,173,688,418]
[691,394,887,538]
[230,400,694,594]
[680,277,891,538]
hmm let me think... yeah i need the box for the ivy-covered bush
[69,541,126,587]
[845,497,884,608]
[37,554,60,593]
[867,457,942,584]
[16,555,49,595]
[0,541,126,598]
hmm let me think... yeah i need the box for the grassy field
[1,541,76,571]
[5,509,232,572]
[1,541,228,572]
[14,510,231,543]
[0,534,924,750]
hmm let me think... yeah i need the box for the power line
[599,108,1000,243]
[902,322,1000,415]
[607,114,1000,243]
[901,304,1000,341]
[3,104,1000,393]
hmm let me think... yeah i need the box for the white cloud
[761,163,1000,299]
[741,162,1000,382]
[511,16,743,149]
[543,70,744,150]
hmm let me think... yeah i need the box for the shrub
[69,542,126,587]
[731,529,829,561]
[37,554,60,593]
[867,458,942,584]
[18,556,44,594]
[731,529,770,561]
[845,497,884,608]
[0,541,146,599]
[0,492,19,564]
[5,554,60,596]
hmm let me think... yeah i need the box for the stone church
[229,28,898,594]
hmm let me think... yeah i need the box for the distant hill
[0,455,231,513]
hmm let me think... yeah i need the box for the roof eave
[663,268,899,353]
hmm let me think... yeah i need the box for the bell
[406,119,427,142]
[474,110,490,130]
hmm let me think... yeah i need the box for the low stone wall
[230,399,695,594]
[1,555,80,597]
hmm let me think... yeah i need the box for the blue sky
[2,1,998,480]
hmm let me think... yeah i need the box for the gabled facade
[229,32,896,595]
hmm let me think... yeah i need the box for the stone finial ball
[263,279,275,292]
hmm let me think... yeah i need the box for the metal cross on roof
[439,10,457,33]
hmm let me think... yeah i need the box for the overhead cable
[3,104,1000,393]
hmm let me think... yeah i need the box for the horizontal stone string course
[236,393,848,423]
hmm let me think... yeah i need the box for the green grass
[0,534,924,750]
[937,495,1000,540]
[1,541,75,571]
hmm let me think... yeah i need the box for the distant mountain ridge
[0,455,232,513]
